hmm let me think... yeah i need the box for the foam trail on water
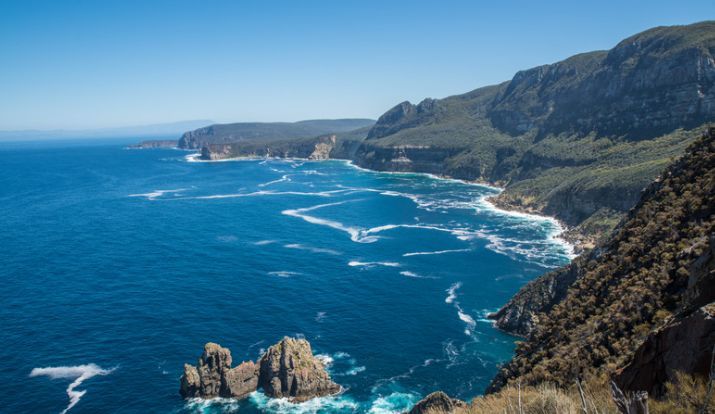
[29,364,114,414]
[268,271,300,278]
[403,249,471,257]
[285,243,341,256]
[282,202,380,243]
[445,282,461,304]
[258,174,291,187]
[128,189,184,200]
[192,189,346,200]
[348,261,401,268]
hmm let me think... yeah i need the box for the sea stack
[258,336,341,402]
[179,342,259,399]
[180,337,340,402]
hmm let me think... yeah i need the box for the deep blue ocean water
[0,138,572,413]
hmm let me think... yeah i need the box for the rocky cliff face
[195,22,714,244]
[179,337,339,402]
[487,126,715,392]
[615,303,715,397]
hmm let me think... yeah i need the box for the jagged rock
[408,391,466,414]
[223,360,259,399]
[615,303,715,397]
[179,342,259,399]
[258,337,341,402]
[180,338,341,402]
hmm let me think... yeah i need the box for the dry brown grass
[462,372,714,414]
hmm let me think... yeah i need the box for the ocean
[0,138,573,413]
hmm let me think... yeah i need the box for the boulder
[258,337,341,402]
[408,391,466,414]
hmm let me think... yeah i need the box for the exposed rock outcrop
[179,342,258,399]
[615,303,715,397]
[127,139,178,149]
[407,391,466,414]
[180,337,339,402]
[258,337,341,402]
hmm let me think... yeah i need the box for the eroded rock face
[615,303,715,397]
[408,391,466,414]
[223,360,259,399]
[180,342,258,399]
[258,337,341,402]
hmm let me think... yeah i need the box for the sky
[0,0,711,130]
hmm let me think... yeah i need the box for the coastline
[182,150,578,259]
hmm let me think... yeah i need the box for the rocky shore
[180,337,341,402]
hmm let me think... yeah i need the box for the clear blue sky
[0,0,711,130]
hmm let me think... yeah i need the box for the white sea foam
[193,189,346,200]
[185,397,240,412]
[367,392,420,414]
[348,261,401,268]
[258,174,292,187]
[128,188,185,200]
[345,366,366,375]
[249,391,357,414]
[445,282,461,304]
[315,311,327,322]
[402,248,471,257]
[399,270,424,278]
[268,271,300,278]
[282,202,380,243]
[29,364,114,414]
[254,239,277,246]
[285,243,341,255]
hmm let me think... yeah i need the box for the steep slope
[178,118,374,149]
[487,126,715,392]
[356,21,715,243]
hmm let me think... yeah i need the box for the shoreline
[182,151,578,258]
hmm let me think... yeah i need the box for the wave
[184,397,241,412]
[402,248,471,257]
[29,364,114,414]
[399,270,427,278]
[128,188,184,200]
[267,271,300,278]
[445,282,461,304]
[315,311,327,322]
[285,243,341,256]
[254,239,277,246]
[348,261,401,268]
[249,391,358,414]
[282,202,379,243]
[192,189,346,200]
[367,392,420,414]
[258,174,292,187]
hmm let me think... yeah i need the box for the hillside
[178,118,374,149]
[200,21,715,246]
[487,127,714,394]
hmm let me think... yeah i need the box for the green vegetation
[489,128,715,394]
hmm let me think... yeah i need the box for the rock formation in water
[258,337,341,402]
[407,391,466,414]
[179,342,259,399]
[179,337,339,402]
